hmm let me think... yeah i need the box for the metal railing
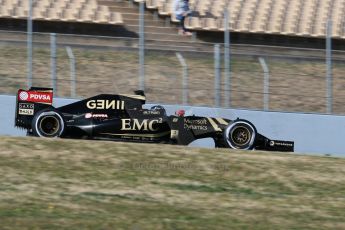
[0,2,342,115]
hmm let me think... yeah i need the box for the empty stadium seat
[202,17,219,31]
[94,12,108,24]
[12,6,27,18]
[249,0,271,33]
[296,0,315,36]
[145,0,163,9]
[235,0,257,32]
[266,0,288,33]
[184,16,202,30]
[312,0,332,37]
[193,0,211,16]
[77,9,93,23]
[34,0,51,9]
[61,8,77,21]
[45,8,61,20]
[32,7,44,20]
[330,0,345,37]
[84,0,97,10]
[209,0,225,18]
[0,7,11,18]
[18,0,29,8]
[158,0,173,16]
[51,1,67,11]
[109,12,123,25]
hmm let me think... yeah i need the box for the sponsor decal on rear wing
[15,88,54,128]
[18,103,34,116]
[18,89,53,105]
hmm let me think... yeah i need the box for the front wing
[254,134,294,152]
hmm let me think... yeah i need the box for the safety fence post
[214,44,221,107]
[50,33,57,95]
[27,0,33,88]
[259,57,270,111]
[224,9,231,108]
[139,1,145,91]
[66,46,76,98]
[176,52,189,105]
[326,19,333,114]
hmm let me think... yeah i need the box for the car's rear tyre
[32,110,65,138]
[223,119,257,150]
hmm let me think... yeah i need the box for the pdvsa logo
[85,113,108,119]
[18,90,53,104]
[29,94,51,101]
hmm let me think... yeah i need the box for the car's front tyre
[223,119,257,150]
[31,110,65,138]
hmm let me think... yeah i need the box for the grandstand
[142,0,345,39]
[129,0,345,49]
[0,0,345,48]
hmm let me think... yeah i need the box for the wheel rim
[230,126,251,147]
[39,116,60,136]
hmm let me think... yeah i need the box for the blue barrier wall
[1,95,344,157]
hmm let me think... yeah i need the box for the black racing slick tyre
[223,119,257,150]
[31,110,65,138]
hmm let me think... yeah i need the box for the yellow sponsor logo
[86,100,124,110]
[121,118,163,131]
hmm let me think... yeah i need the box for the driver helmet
[175,109,185,117]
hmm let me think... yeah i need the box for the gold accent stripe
[31,102,53,105]
[207,118,222,132]
[216,118,229,125]
[100,131,170,138]
[120,94,146,100]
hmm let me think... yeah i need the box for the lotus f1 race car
[15,87,294,152]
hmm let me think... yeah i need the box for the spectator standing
[174,0,192,35]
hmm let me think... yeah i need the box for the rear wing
[15,87,54,129]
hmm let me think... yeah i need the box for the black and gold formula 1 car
[15,87,294,152]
